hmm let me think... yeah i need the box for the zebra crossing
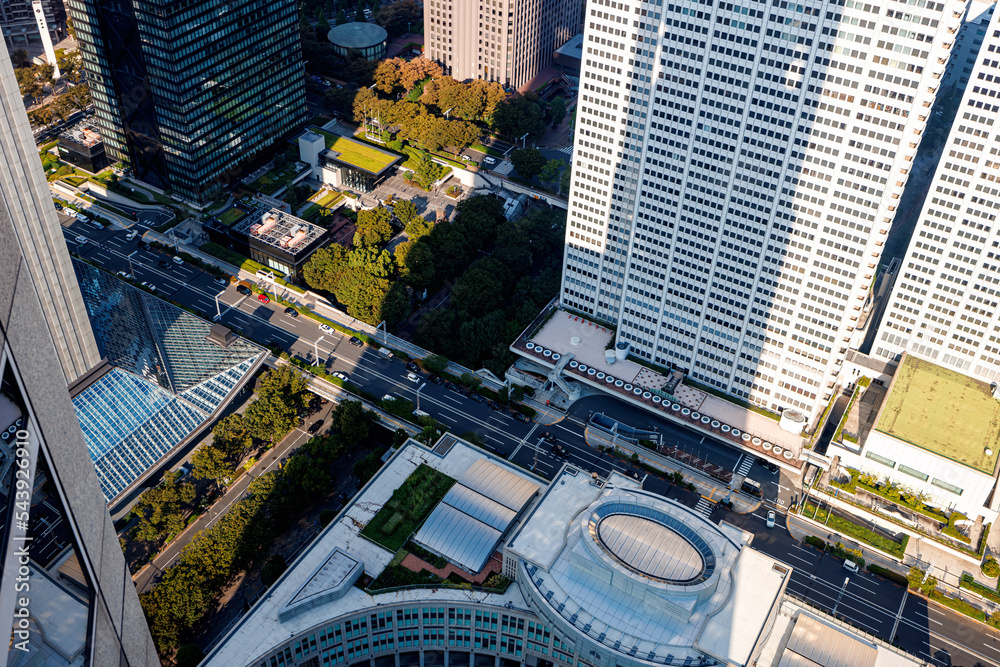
[694,496,714,518]
[557,145,573,155]
[735,454,754,478]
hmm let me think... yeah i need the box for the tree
[211,414,255,461]
[10,49,28,67]
[549,96,567,126]
[303,244,350,293]
[317,12,331,34]
[393,199,418,225]
[332,400,379,443]
[355,2,366,21]
[452,258,505,317]
[175,645,205,667]
[261,555,287,587]
[192,445,232,482]
[336,8,347,24]
[511,148,546,180]
[36,63,55,88]
[335,270,392,324]
[348,244,395,278]
[490,95,546,141]
[374,59,402,94]
[412,154,445,189]
[354,205,395,246]
[539,158,563,185]
[560,164,572,194]
[324,85,357,115]
[423,354,449,374]
[399,58,444,90]
[397,239,435,288]
[133,471,196,544]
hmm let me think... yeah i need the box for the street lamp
[415,382,426,411]
[314,335,326,364]
[518,132,529,149]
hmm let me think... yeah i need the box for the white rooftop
[598,513,704,582]
[203,439,546,667]
[521,309,805,457]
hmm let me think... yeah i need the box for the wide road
[64,220,999,664]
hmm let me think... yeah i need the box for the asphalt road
[63,220,1000,663]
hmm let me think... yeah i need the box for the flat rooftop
[59,124,102,147]
[203,438,546,667]
[231,207,326,258]
[516,309,804,464]
[875,354,1000,474]
[313,128,401,175]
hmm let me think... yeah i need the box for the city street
[62,219,1000,666]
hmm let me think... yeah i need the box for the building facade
[0,40,157,667]
[1,0,65,50]
[425,0,581,89]
[559,0,964,420]
[873,5,1000,385]
[66,0,308,203]
[1,42,100,385]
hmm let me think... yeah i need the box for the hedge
[868,563,908,587]
[803,502,908,558]
[960,573,1000,603]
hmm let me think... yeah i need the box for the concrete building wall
[0,41,100,385]
[560,0,964,421]
[425,0,581,89]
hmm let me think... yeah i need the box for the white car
[483,156,497,165]
[461,155,471,162]
[116,270,133,280]
[333,371,349,381]
[140,282,156,292]
[126,230,138,241]
[319,324,335,334]
[766,511,775,528]
[67,209,77,217]
[74,235,88,245]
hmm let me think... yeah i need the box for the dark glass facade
[67,0,307,202]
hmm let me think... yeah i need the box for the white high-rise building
[874,6,1000,384]
[561,0,964,419]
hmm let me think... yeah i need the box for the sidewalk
[584,426,761,514]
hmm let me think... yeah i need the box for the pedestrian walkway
[735,453,754,477]
[557,145,573,155]
[694,496,715,518]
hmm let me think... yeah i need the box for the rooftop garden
[876,355,1000,474]
[360,463,455,552]
[312,128,399,173]
[248,162,300,195]
[217,207,247,227]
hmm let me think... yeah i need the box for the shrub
[868,563,908,587]
[804,536,827,551]
[983,556,999,578]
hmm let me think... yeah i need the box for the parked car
[320,323,335,334]
[406,372,421,383]
[214,277,228,287]
[514,413,530,423]
[429,375,445,385]
[284,306,298,318]
[461,154,471,161]
[552,443,568,459]
[333,371,349,381]
[483,156,497,165]
[137,240,149,250]
[766,511,775,528]
[349,336,364,347]
[257,293,270,303]
[308,420,324,434]
[116,270,132,280]
[488,401,504,412]
[173,255,183,265]
[540,431,556,443]
[140,281,156,292]
[406,362,420,373]
[236,284,252,296]
[468,392,485,403]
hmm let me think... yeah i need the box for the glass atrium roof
[71,262,264,502]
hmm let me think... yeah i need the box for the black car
[540,431,556,443]
[349,336,364,347]
[137,240,149,250]
[158,260,173,270]
[429,375,445,385]
[448,382,463,394]
[236,284,252,296]
[488,401,504,412]
[514,413,530,423]
[406,362,420,373]
[284,306,298,318]
[468,392,486,403]
[552,443,568,459]
[308,419,324,434]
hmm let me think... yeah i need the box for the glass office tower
[67,0,308,202]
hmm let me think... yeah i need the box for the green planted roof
[876,355,1000,474]
[313,129,399,174]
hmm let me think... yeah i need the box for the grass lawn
[316,191,343,208]
[312,128,399,174]
[876,355,1000,473]
[360,464,455,553]
[218,207,247,227]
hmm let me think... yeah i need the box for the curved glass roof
[597,514,704,583]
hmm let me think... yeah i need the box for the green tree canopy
[133,471,196,544]
[393,199,418,225]
[354,205,395,247]
[490,95,546,141]
[549,96,567,126]
[332,400,379,443]
[540,159,563,184]
[511,148,546,180]
[303,244,350,293]
[192,445,232,482]
[211,413,254,461]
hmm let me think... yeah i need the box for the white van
[843,559,859,573]
[378,347,394,360]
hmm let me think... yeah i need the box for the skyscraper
[561,0,963,419]
[68,0,308,202]
[1,36,100,385]
[0,42,157,667]
[425,0,581,89]
[874,5,1000,385]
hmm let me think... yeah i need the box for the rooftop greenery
[312,128,398,173]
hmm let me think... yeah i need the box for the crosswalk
[694,496,714,518]
[735,454,754,478]
[557,145,573,155]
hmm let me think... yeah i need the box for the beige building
[424,0,580,89]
